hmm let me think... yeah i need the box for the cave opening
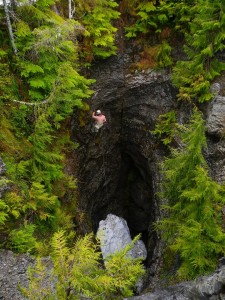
[115,151,154,247]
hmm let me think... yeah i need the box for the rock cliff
[1,51,225,298]
[72,50,225,289]
[72,53,192,286]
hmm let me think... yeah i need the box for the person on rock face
[92,109,106,132]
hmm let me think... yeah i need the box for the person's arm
[92,112,98,120]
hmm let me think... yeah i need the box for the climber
[92,109,106,132]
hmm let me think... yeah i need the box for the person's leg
[94,124,99,132]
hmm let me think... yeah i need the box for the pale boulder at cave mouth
[97,213,147,261]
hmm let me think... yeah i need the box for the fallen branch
[12,98,50,106]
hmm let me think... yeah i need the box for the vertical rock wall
[72,53,192,285]
[72,52,225,287]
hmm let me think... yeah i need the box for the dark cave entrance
[75,122,158,266]
[114,151,154,247]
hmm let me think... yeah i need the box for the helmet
[96,110,101,115]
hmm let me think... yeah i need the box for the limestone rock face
[0,250,34,300]
[206,80,225,185]
[206,95,225,136]
[125,261,225,300]
[97,214,147,260]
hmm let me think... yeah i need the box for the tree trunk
[3,0,17,55]
[68,0,75,19]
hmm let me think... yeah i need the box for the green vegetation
[152,110,178,145]
[1,0,225,291]
[20,231,144,299]
[0,0,95,251]
[124,0,225,102]
[156,109,225,279]
[172,0,225,102]
[75,0,120,64]
[1,0,143,296]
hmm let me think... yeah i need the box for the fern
[0,49,18,102]
[19,257,53,300]
[27,182,59,221]
[4,191,24,219]
[76,0,120,63]
[0,199,9,226]
[9,223,36,253]
[22,231,145,299]
[104,235,145,298]
[0,0,94,251]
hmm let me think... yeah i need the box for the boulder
[97,214,147,261]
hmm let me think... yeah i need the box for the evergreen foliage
[172,0,225,102]
[156,109,225,279]
[125,0,225,102]
[9,223,37,253]
[0,198,9,226]
[75,0,120,64]
[152,110,177,145]
[19,257,53,299]
[0,50,18,102]
[157,41,173,68]
[0,0,94,251]
[124,0,194,38]
[124,0,194,69]
[2,0,225,284]
[21,231,145,299]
